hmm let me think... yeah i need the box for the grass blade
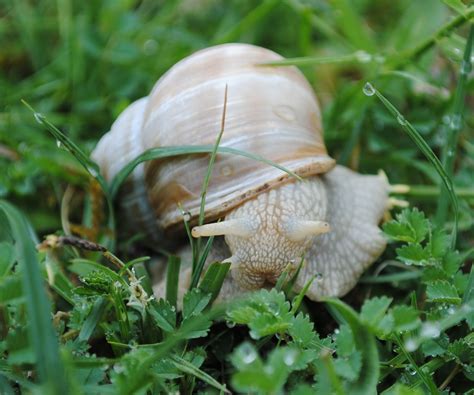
[0,200,68,393]
[365,83,459,247]
[436,26,473,224]
[77,296,108,343]
[21,101,116,248]
[170,355,229,393]
[109,145,301,199]
[190,236,215,290]
[165,255,181,308]
[198,262,231,305]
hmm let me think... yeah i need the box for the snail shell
[92,43,335,237]
[93,43,389,301]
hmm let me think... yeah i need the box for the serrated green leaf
[383,208,430,243]
[428,229,449,258]
[426,280,461,304]
[334,351,362,382]
[335,324,355,356]
[391,305,420,332]
[396,244,432,266]
[447,338,474,364]
[360,296,393,331]
[182,288,212,320]
[288,313,316,348]
[442,250,462,277]
[148,299,176,332]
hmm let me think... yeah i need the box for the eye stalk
[191,219,254,238]
[285,220,330,242]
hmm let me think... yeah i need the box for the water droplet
[405,366,417,376]
[226,321,236,328]
[315,272,323,281]
[273,105,296,121]
[363,82,375,96]
[240,344,257,364]
[449,114,462,130]
[220,165,233,177]
[404,338,418,352]
[447,307,456,315]
[460,59,472,75]
[183,211,191,221]
[334,328,340,335]
[397,115,407,126]
[283,350,297,366]
[34,112,45,124]
[56,140,62,149]
[87,166,98,178]
[447,149,455,158]
[420,322,441,339]
[143,39,158,56]
[355,50,372,63]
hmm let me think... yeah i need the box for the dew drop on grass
[404,338,418,352]
[87,166,99,178]
[396,115,407,126]
[405,366,417,376]
[334,328,340,335]
[183,211,192,222]
[241,344,257,364]
[33,112,45,124]
[283,350,297,366]
[355,50,372,63]
[56,140,62,149]
[363,82,375,96]
[449,114,462,130]
[460,59,472,75]
[226,321,236,328]
[420,322,441,339]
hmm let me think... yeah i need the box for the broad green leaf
[148,299,176,332]
[426,280,461,304]
[396,244,432,266]
[383,208,430,243]
[182,288,212,320]
[391,305,421,332]
[360,296,393,331]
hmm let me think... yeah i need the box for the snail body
[92,43,389,301]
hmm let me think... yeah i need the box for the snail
[92,43,390,302]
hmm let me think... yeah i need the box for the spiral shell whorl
[141,43,335,230]
[92,97,160,240]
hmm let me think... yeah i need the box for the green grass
[1,0,473,394]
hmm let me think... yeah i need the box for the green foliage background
[0,0,473,394]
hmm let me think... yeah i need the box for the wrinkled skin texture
[153,165,389,303]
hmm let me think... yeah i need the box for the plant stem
[389,7,474,69]
[397,185,474,199]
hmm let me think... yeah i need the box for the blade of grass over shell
[436,25,473,224]
[259,51,378,67]
[109,145,302,199]
[194,85,227,279]
[165,255,181,308]
[0,201,68,394]
[21,101,116,248]
[365,84,458,247]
